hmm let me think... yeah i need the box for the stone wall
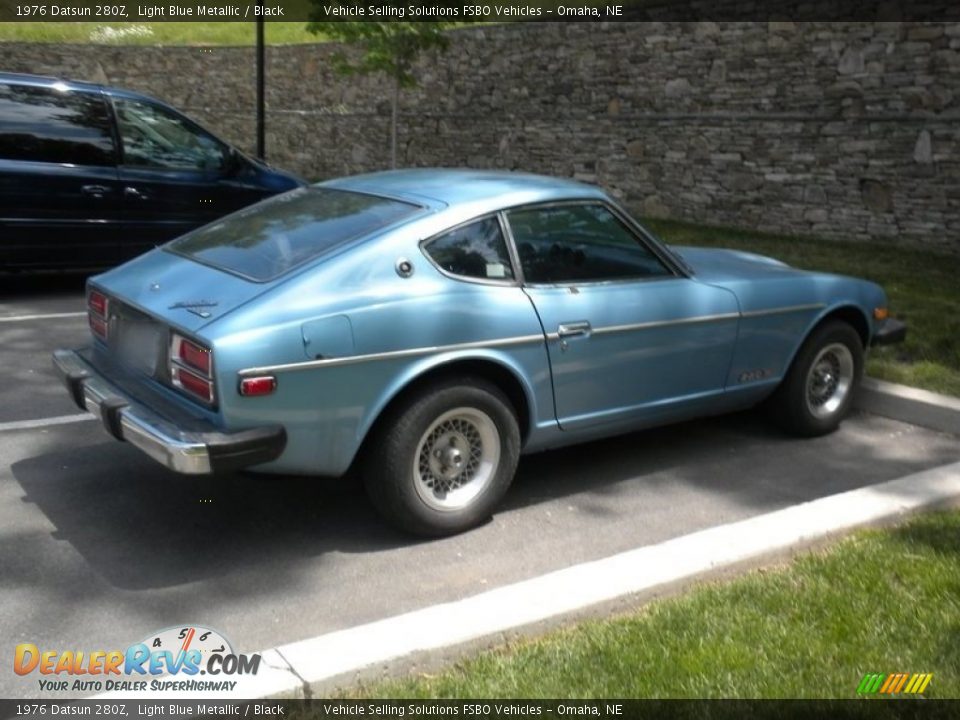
[3,21,959,251]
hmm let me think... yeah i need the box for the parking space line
[0,311,86,323]
[0,413,94,432]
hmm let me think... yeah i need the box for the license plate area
[111,306,166,378]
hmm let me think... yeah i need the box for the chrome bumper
[52,348,286,474]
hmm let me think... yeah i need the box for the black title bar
[0,0,958,22]
[3,699,960,720]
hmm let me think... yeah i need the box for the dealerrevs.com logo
[14,626,261,694]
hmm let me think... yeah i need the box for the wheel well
[355,359,532,466]
[817,305,870,348]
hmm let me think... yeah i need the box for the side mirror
[222,147,246,176]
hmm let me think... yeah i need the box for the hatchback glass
[168,187,422,281]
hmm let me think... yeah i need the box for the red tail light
[178,338,211,376]
[88,314,108,340]
[170,333,215,404]
[173,367,214,404]
[88,290,108,317]
[87,289,109,340]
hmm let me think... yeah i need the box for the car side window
[0,83,116,166]
[507,204,672,284]
[114,97,226,171]
[423,217,515,282]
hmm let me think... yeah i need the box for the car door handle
[81,184,112,198]
[124,186,149,201]
[557,321,592,339]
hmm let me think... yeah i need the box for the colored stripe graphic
[857,673,885,693]
[858,672,932,695]
[879,674,897,693]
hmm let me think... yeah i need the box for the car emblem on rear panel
[169,300,218,319]
[150,282,161,291]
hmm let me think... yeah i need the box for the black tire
[770,320,864,437]
[363,377,521,537]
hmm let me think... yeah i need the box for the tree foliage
[306,15,454,88]
[306,5,458,167]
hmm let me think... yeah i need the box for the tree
[306,10,457,168]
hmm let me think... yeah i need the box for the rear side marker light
[239,376,277,397]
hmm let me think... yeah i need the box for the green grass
[643,218,960,398]
[0,22,322,45]
[351,510,960,699]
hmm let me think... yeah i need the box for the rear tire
[363,377,521,537]
[770,320,864,437]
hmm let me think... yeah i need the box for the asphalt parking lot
[3,276,960,700]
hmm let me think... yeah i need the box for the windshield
[167,187,422,281]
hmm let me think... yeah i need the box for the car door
[0,82,123,269]
[506,202,740,432]
[110,96,269,260]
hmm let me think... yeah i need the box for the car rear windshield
[167,187,422,281]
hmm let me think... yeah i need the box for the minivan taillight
[87,290,109,340]
[170,333,214,404]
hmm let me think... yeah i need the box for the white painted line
[0,311,86,323]
[0,413,94,432]
[94,459,960,700]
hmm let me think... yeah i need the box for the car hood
[90,248,272,336]
[671,246,803,282]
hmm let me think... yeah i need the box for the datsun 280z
[54,169,906,536]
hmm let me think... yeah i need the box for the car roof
[320,168,608,210]
[0,71,165,105]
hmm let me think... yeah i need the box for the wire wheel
[805,342,855,420]
[413,407,501,513]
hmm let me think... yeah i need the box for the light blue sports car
[54,169,906,536]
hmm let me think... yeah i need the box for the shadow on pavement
[10,409,960,593]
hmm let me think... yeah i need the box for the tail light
[170,333,214,404]
[87,289,109,341]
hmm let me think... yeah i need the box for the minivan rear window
[167,187,421,281]
[0,84,116,166]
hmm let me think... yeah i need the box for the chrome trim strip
[238,304,823,377]
[590,312,740,337]
[238,334,546,377]
[740,303,826,318]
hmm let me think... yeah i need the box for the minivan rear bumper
[53,348,285,474]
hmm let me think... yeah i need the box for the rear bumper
[872,318,907,347]
[52,348,286,474]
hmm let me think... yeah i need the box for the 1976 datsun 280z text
[54,169,906,536]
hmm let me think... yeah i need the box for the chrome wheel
[805,342,855,420]
[413,407,501,513]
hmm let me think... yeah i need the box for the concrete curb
[113,458,956,701]
[856,377,960,436]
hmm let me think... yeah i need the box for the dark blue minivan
[0,72,305,270]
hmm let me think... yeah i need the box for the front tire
[363,377,521,536]
[770,320,864,436]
